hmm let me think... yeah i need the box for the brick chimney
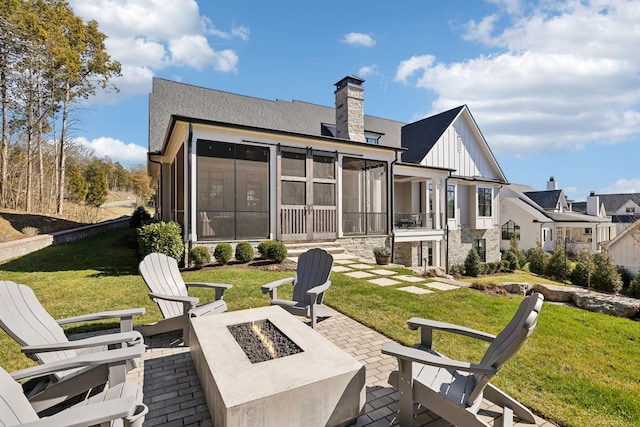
[334,76,365,142]
[547,176,557,190]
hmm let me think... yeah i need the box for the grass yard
[0,228,639,426]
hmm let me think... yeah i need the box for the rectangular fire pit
[190,306,365,427]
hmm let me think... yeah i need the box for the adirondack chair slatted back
[0,367,40,426]
[292,248,333,303]
[0,281,76,366]
[468,292,544,406]
[139,253,189,319]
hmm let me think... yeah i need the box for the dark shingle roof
[149,78,405,153]
[400,106,465,164]
[596,193,640,214]
[524,190,562,210]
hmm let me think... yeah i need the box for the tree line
[0,0,148,214]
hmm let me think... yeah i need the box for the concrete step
[284,241,347,257]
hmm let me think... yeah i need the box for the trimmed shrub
[528,244,547,275]
[137,221,183,261]
[617,265,633,291]
[213,243,233,265]
[569,261,589,287]
[509,236,527,269]
[591,252,622,293]
[503,250,519,271]
[130,206,152,228]
[464,248,481,277]
[257,240,275,258]
[545,245,567,282]
[499,260,510,272]
[449,264,463,278]
[628,271,640,298]
[267,241,288,262]
[189,246,211,268]
[235,241,254,263]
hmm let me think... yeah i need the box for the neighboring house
[147,76,507,269]
[573,192,640,234]
[602,223,640,275]
[500,178,615,254]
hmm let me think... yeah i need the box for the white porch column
[434,240,441,267]
[434,178,442,229]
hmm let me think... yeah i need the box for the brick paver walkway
[125,311,555,427]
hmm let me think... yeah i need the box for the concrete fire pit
[190,306,365,427]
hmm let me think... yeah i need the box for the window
[342,157,387,235]
[365,136,379,144]
[446,184,455,219]
[428,183,433,213]
[473,239,486,262]
[626,207,636,213]
[502,220,520,240]
[477,187,492,217]
[543,228,553,242]
[584,228,592,234]
[197,140,269,240]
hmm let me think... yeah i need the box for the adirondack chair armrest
[149,292,199,307]
[261,277,294,299]
[20,396,146,427]
[381,343,497,375]
[56,308,146,332]
[185,282,233,300]
[407,317,496,349]
[12,345,145,381]
[21,331,143,355]
[307,280,331,300]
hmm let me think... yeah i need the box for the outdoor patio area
[125,308,555,426]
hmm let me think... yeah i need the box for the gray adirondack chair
[261,248,334,328]
[0,281,146,413]
[382,292,544,427]
[138,253,232,345]
[2,351,148,427]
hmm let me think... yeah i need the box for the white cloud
[358,65,379,77]
[75,137,148,165]
[68,0,247,100]
[599,178,640,194]
[341,32,376,47]
[396,0,640,157]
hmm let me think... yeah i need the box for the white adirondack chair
[2,353,148,427]
[382,292,544,427]
[261,248,334,328]
[138,253,232,345]
[0,281,145,413]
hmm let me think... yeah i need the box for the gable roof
[595,193,640,214]
[149,78,405,153]
[400,106,464,163]
[524,190,564,210]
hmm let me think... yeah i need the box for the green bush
[266,241,288,262]
[528,243,547,275]
[509,236,527,269]
[464,248,481,277]
[569,261,589,287]
[137,221,184,261]
[235,241,254,263]
[189,246,211,268]
[503,250,520,271]
[213,243,233,265]
[617,265,633,292]
[130,206,152,228]
[499,260,511,272]
[257,240,275,258]
[448,264,463,277]
[628,271,640,298]
[591,252,622,293]
[545,245,567,282]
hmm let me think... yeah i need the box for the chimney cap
[335,75,365,90]
[590,191,596,196]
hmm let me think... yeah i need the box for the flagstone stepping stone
[393,275,424,283]
[344,271,375,279]
[368,277,401,287]
[332,266,352,273]
[369,269,397,276]
[334,259,356,265]
[397,286,434,295]
[347,263,375,269]
[424,281,460,291]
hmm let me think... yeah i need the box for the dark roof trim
[451,174,509,185]
[160,114,406,155]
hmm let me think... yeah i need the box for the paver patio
[125,311,555,427]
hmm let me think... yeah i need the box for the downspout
[445,171,451,274]
[148,155,162,220]
[186,122,194,264]
[389,152,399,262]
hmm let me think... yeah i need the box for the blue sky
[67,0,640,201]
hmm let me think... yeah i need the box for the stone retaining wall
[0,217,130,262]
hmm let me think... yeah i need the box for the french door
[280,149,337,241]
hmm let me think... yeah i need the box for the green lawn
[1,228,639,427]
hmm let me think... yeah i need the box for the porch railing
[393,212,434,229]
[343,212,387,235]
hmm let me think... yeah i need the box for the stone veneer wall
[394,242,419,267]
[447,226,501,268]
[338,236,389,263]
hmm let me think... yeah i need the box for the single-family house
[147,76,507,269]
[572,192,640,234]
[602,223,640,275]
[500,178,615,254]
